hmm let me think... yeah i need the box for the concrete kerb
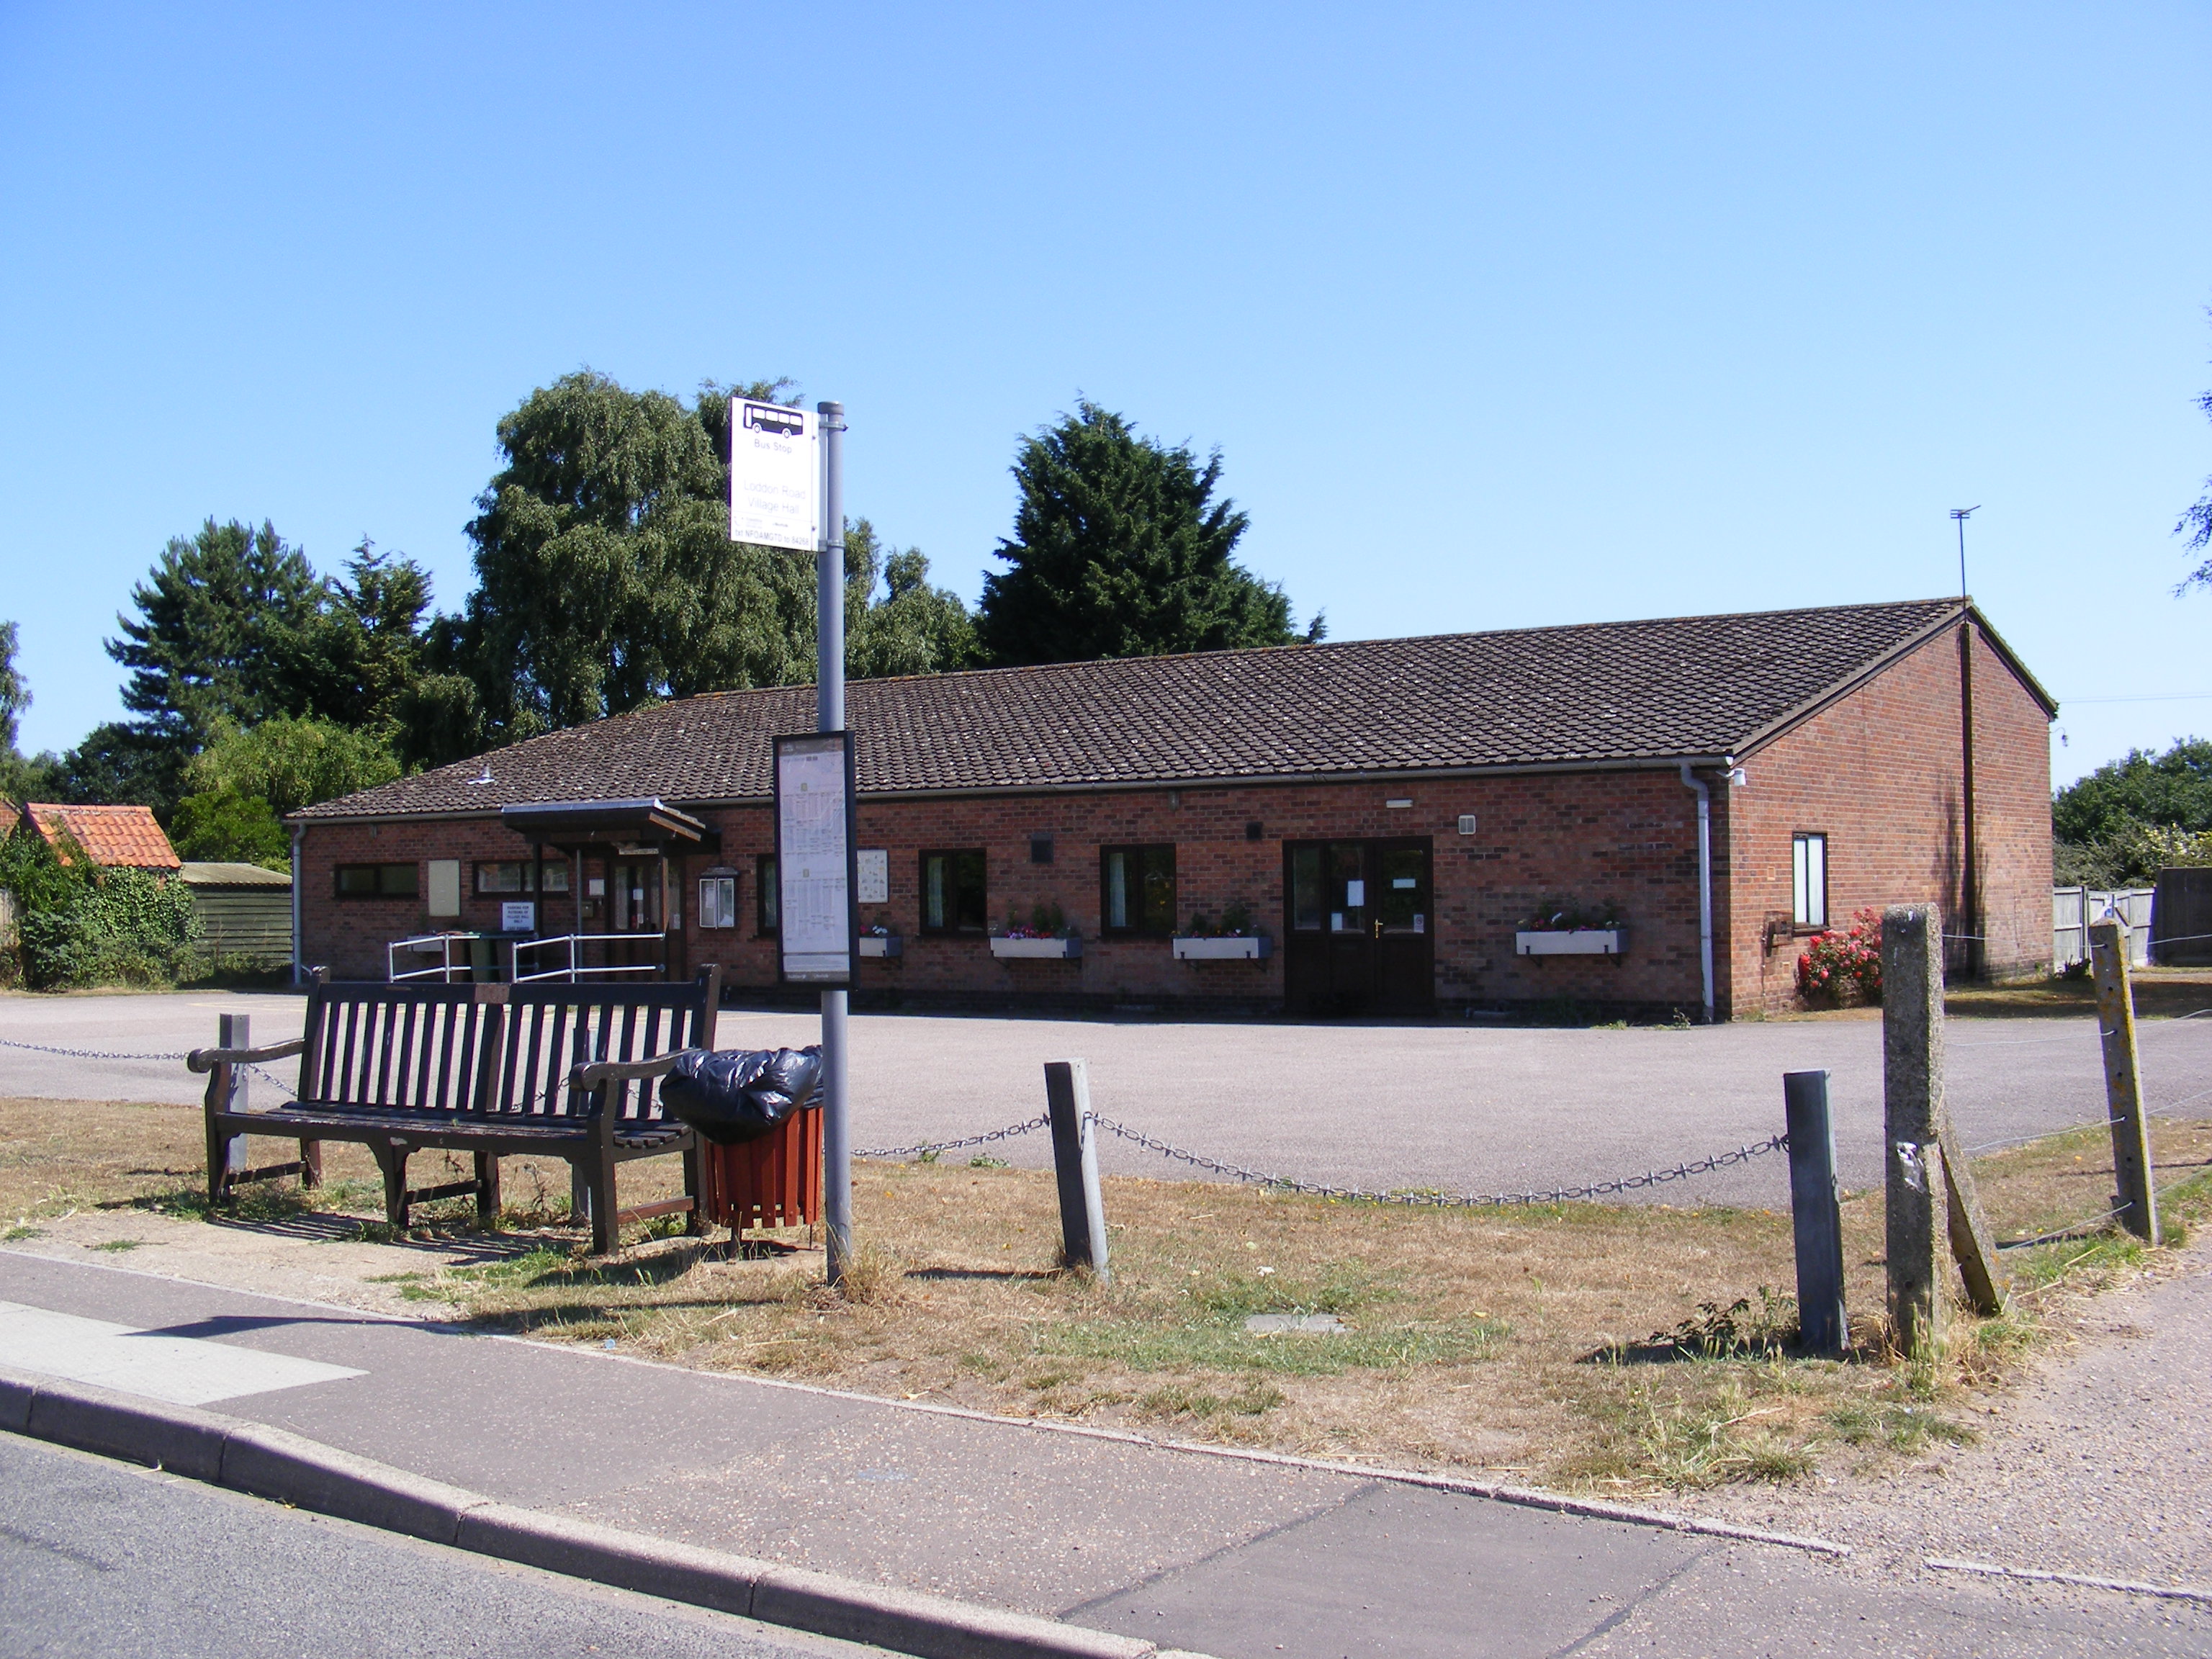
[0,1365,1189,1659]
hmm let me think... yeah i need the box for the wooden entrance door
[1282,838,1434,1015]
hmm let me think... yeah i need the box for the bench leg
[204,1111,233,1208]
[569,1162,591,1228]
[475,1151,501,1226]
[373,1144,410,1231]
[299,1139,322,1190]
[590,1154,619,1256]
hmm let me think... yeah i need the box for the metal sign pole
[817,400,852,1287]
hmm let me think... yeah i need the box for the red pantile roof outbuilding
[22,803,182,871]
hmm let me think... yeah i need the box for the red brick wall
[1723,623,2052,1013]
[301,773,1716,1015]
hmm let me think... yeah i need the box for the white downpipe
[1679,763,1714,1024]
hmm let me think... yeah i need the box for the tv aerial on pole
[1950,505,1979,598]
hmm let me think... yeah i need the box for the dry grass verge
[6,1097,2210,1495]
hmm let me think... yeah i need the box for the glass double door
[1282,838,1434,1015]
[580,854,678,978]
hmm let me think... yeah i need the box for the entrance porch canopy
[500,798,717,855]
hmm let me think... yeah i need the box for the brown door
[607,856,667,977]
[1283,838,1434,1015]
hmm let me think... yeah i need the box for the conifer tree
[976,401,1319,666]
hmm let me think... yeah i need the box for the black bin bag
[657,1046,824,1146]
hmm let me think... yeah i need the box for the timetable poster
[774,732,857,986]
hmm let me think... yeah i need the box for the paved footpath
[3,1250,2203,1657]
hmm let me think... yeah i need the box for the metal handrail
[510,932,665,984]
[387,932,475,983]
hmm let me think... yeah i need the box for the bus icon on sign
[743,403,806,439]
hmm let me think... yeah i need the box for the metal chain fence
[853,1101,1789,1208]
[854,1114,1051,1160]
[0,1037,297,1099]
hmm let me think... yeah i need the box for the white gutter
[1678,762,1714,1024]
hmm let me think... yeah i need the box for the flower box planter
[989,935,1082,961]
[1516,929,1622,957]
[1172,935,1271,961]
[857,935,903,959]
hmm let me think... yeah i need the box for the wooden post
[1936,1120,2005,1315]
[2090,917,2159,1243]
[1783,1070,1847,1357]
[1883,904,1948,1355]
[1044,1060,1110,1283]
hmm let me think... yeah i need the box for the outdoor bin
[699,1106,822,1232]
[656,1046,825,1235]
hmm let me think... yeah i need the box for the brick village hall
[292,597,2056,1021]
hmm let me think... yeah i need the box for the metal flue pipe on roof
[1680,762,1715,1024]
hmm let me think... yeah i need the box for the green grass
[92,1237,144,1252]
[1572,1374,1818,1488]
[1034,1263,1503,1379]
[1826,1397,1978,1455]
[1,1224,40,1242]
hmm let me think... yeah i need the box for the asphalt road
[4,991,2209,1205]
[0,1432,896,1659]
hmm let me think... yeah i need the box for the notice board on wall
[774,732,857,986]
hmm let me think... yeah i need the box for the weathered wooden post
[1044,1059,1110,1283]
[1883,904,1948,1355]
[2090,917,2159,1243]
[1783,1069,1847,1357]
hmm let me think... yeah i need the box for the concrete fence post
[219,1012,249,1175]
[1783,1069,1847,1357]
[1882,904,1948,1355]
[1043,1060,1110,1283]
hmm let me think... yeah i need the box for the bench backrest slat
[294,971,721,1123]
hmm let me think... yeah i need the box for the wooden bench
[187,968,721,1254]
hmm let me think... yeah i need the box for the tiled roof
[300,598,2028,821]
[25,804,183,870]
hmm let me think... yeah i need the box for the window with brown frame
[1100,845,1176,935]
[920,849,986,933]
[334,863,419,899]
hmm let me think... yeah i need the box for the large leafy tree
[976,401,1320,667]
[282,541,436,734]
[106,519,328,750]
[2054,738,2212,842]
[0,621,63,806]
[457,372,822,736]
[845,519,979,679]
[0,621,24,753]
[451,371,978,742]
[2180,364,2211,589]
[171,714,403,868]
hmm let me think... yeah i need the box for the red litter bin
[698,1105,823,1233]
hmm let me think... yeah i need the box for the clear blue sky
[3,3,2208,785]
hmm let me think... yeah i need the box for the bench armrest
[187,1038,308,1074]
[571,1052,687,1091]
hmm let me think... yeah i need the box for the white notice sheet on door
[777,735,852,981]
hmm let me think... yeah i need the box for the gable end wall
[1722,623,2052,1014]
